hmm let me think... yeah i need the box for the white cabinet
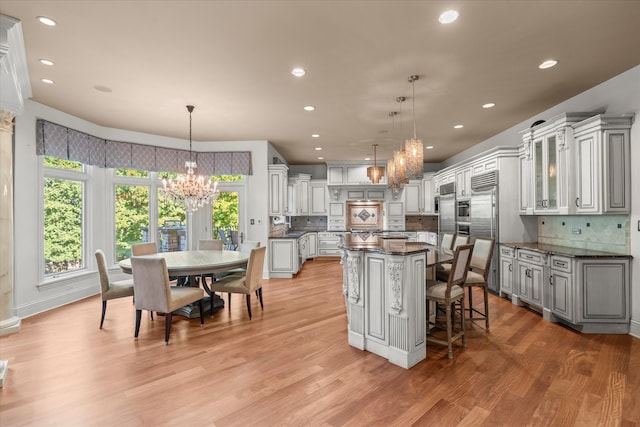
[287,173,311,215]
[309,180,328,215]
[268,164,288,216]
[576,258,630,327]
[403,181,422,214]
[328,202,345,230]
[519,113,594,215]
[386,201,404,231]
[269,238,298,277]
[455,166,472,198]
[516,249,545,309]
[422,174,435,214]
[573,114,633,214]
[317,232,344,256]
[306,232,317,258]
[499,245,515,297]
[549,256,573,322]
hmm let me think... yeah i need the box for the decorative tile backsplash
[538,215,629,254]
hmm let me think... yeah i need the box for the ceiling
[3,1,640,165]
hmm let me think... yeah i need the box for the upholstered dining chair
[209,246,266,319]
[131,242,158,256]
[436,234,470,280]
[130,256,205,344]
[462,237,495,331]
[95,249,134,329]
[199,239,224,286]
[426,243,474,359]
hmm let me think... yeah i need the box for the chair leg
[246,294,252,319]
[100,300,107,329]
[164,313,173,345]
[257,288,264,310]
[460,298,466,348]
[446,303,453,359]
[134,309,142,338]
[484,287,490,331]
[198,300,204,327]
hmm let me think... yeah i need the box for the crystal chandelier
[367,144,384,184]
[404,75,424,180]
[162,105,219,213]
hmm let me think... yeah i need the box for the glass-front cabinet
[533,133,558,212]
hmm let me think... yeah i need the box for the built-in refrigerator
[469,171,499,292]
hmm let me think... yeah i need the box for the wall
[13,100,272,318]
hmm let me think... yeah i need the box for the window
[43,157,87,276]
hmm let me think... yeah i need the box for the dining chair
[95,249,134,329]
[209,246,266,319]
[199,239,223,286]
[130,256,205,344]
[462,237,495,331]
[426,243,473,359]
[436,234,470,280]
[131,242,158,256]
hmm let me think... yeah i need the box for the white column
[0,110,19,336]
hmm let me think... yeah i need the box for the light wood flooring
[1,258,638,426]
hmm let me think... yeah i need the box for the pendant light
[392,96,408,186]
[404,75,424,180]
[367,144,384,184]
[161,105,219,213]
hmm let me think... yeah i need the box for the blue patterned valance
[35,119,253,176]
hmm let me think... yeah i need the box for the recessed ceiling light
[314,147,322,151]
[39,58,55,66]
[41,78,54,84]
[37,16,56,26]
[291,68,306,77]
[439,10,459,24]
[454,124,464,129]
[482,103,495,109]
[426,146,434,150]
[303,105,315,111]
[312,134,320,138]
[539,59,558,69]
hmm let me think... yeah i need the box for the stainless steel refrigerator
[438,182,456,246]
[470,171,499,293]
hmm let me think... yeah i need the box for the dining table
[119,249,250,318]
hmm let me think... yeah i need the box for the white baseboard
[630,318,640,339]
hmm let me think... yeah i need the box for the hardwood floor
[1,258,638,426]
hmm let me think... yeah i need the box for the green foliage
[44,177,83,273]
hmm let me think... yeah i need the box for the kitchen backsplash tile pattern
[538,215,629,254]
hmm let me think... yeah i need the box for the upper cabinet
[455,166,472,199]
[268,164,289,216]
[519,113,592,215]
[572,114,633,214]
[310,180,328,215]
[287,173,311,216]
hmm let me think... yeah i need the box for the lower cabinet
[499,246,515,297]
[502,244,631,333]
[269,238,299,278]
[549,256,573,322]
[516,250,545,309]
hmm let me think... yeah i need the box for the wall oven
[457,199,470,222]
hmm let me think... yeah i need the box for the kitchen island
[341,235,430,369]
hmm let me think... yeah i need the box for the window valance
[36,119,253,176]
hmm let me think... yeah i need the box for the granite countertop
[502,242,632,258]
[341,237,429,255]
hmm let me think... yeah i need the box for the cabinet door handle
[575,197,580,207]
